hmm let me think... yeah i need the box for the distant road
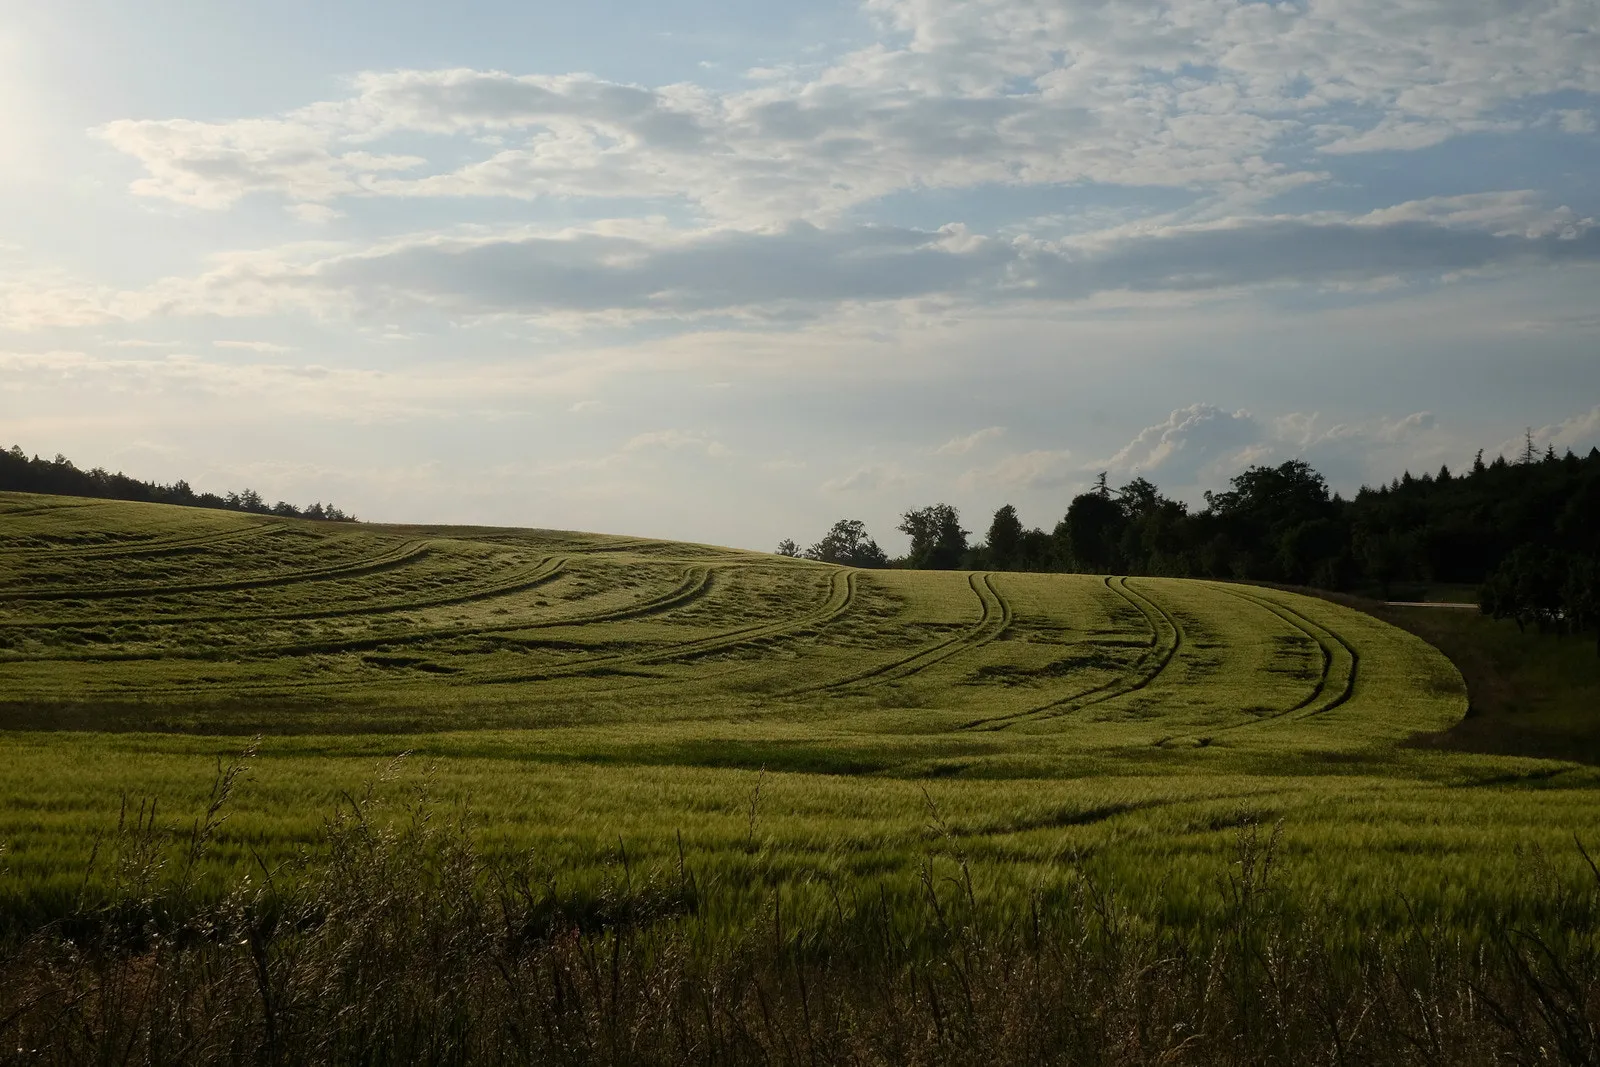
[1386,601,1478,609]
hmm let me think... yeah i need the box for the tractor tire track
[960,576,1183,731]
[1198,586,1359,733]
[0,539,431,602]
[233,564,716,659]
[0,556,570,637]
[46,567,719,694]
[474,567,859,686]
[780,572,1012,698]
[55,563,844,698]
[0,521,283,561]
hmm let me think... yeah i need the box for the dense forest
[0,446,356,522]
[787,439,1600,647]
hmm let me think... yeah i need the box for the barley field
[0,489,1592,937]
[7,491,1600,1062]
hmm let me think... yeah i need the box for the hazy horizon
[3,0,1598,552]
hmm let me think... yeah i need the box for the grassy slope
[1,491,1597,935]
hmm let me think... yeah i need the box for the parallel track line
[960,575,1183,731]
[0,539,430,602]
[781,572,1012,698]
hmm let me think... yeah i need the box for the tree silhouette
[1060,492,1124,573]
[806,519,888,567]
[898,504,968,569]
[985,505,1024,570]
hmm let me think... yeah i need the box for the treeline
[0,446,356,522]
[782,439,1600,646]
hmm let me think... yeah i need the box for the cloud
[963,449,1075,491]
[94,117,423,209]
[288,203,343,224]
[1104,404,1261,483]
[92,67,1287,222]
[1523,405,1600,456]
[1316,120,1462,156]
[0,271,125,329]
[0,348,594,422]
[14,204,1593,331]
[1506,311,1600,334]
[1374,411,1437,443]
[1551,109,1598,135]
[92,1,1600,223]
[623,428,729,457]
[935,426,1005,455]
[1103,404,1450,492]
[214,339,297,353]
[1354,192,1588,239]
[823,462,911,493]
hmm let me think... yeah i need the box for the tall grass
[4,758,1598,1065]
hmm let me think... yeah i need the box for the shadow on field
[1256,584,1600,766]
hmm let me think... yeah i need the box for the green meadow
[1,489,1594,937]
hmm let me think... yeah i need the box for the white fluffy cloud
[93,0,1600,223]
[6,0,1596,548]
[1102,403,1450,492]
[95,117,424,209]
[1511,405,1600,457]
[1104,404,1261,483]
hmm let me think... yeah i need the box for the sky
[1,0,1597,552]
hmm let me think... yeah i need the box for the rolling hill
[0,489,1591,932]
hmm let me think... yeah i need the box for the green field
[1,490,1596,933]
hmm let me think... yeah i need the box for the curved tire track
[0,556,570,640]
[65,564,846,699]
[236,564,717,659]
[781,572,1012,698]
[1197,585,1359,734]
[475,567,859,686]
[51,566,720,696]
[0,521,282,562]
[0,539,431,602]
[960,575,1183,731]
